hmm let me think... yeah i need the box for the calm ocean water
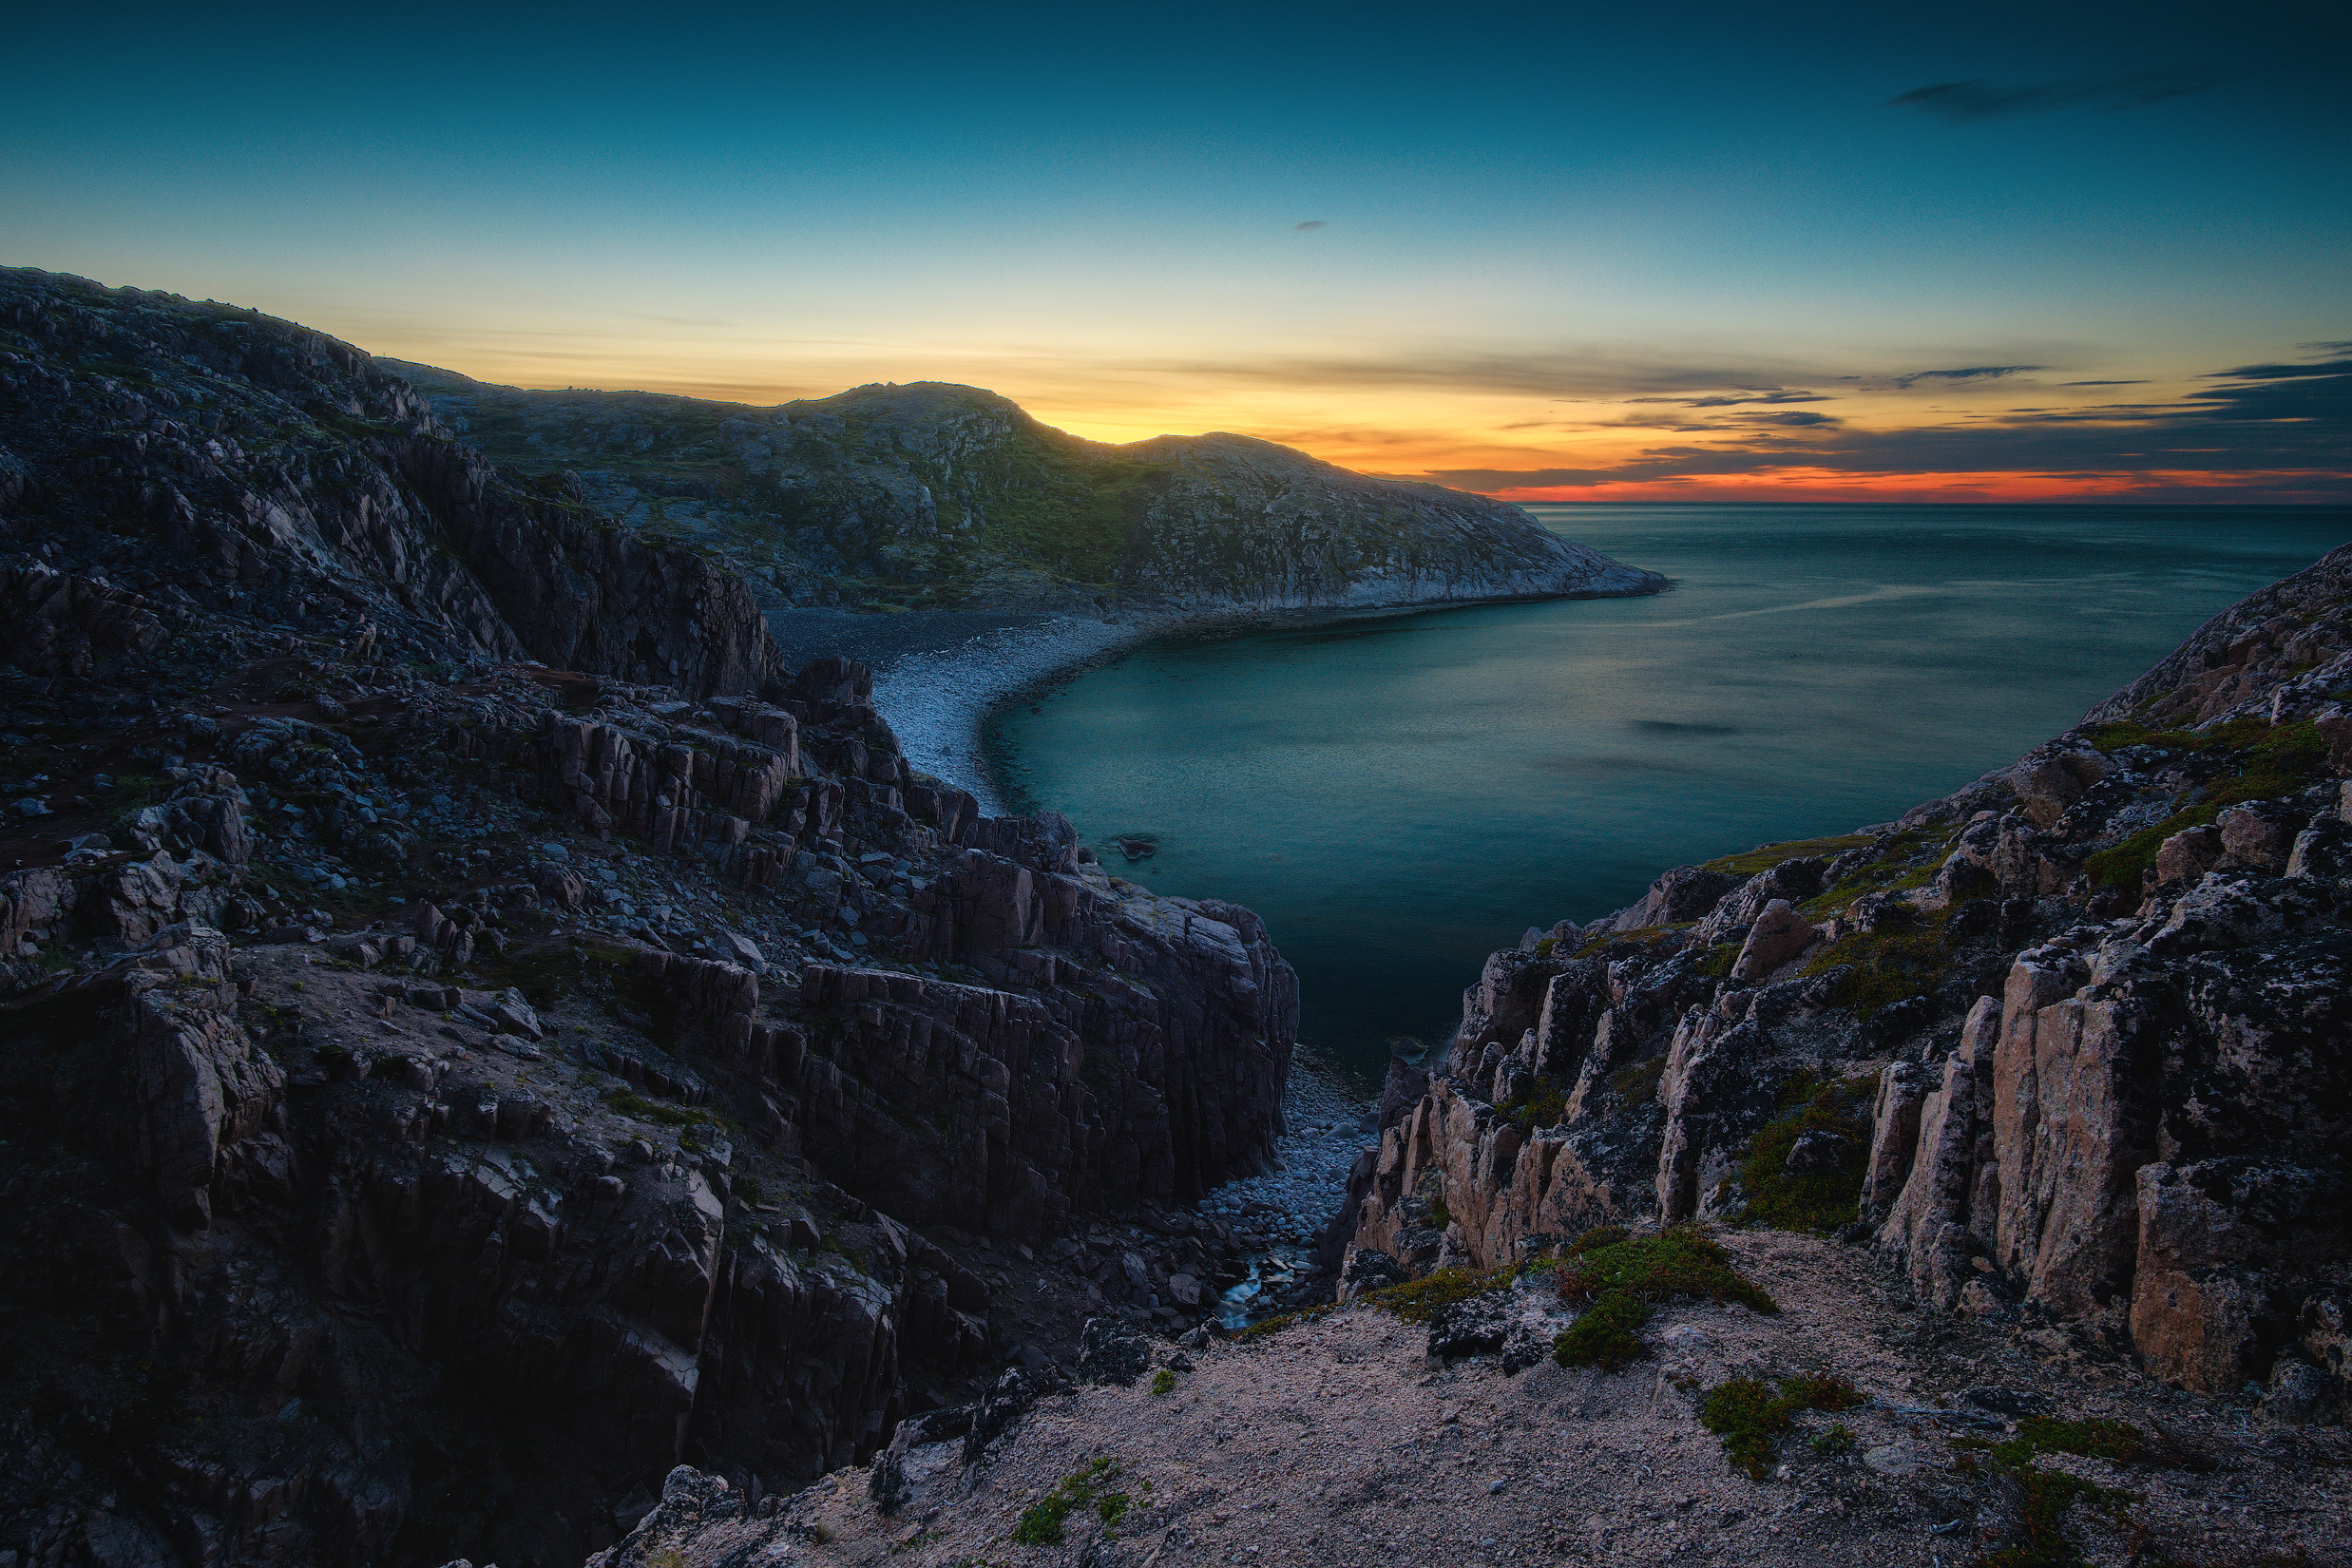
[985,505,2352,1087]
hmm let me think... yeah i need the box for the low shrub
[1552,1290,1652,1369]
[1555,1224,1777,1314]
[1151,1369,1176,1396]
[1699,1374,1865,1479]
[1362,1266,1517,1325]
[1011,1457,1129,1545]
[1734,1073,1877,1233]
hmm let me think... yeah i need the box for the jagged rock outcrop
[1345,542,2352,1421]
[382,366,1667,615]
[0,267,775,695]
[0,268,1300,1567]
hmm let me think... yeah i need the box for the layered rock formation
[382,366,1666,615]
[1344,543,2352,1422]
[0,269,1298,1566]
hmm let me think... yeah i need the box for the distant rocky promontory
[378,364,1666,617]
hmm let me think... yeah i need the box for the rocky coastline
[8,260,2349,1568]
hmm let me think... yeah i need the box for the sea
[984,504,2352,1089]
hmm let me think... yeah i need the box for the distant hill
[377,362,1666,616]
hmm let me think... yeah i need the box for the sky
[5,0,2347,502]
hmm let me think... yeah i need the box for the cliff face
[1344,543,2352,1422]
[0,270,1297,1567]
[0,268,775,696]
[381,366,1665,615]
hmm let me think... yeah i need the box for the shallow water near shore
[987,503,2352,1088]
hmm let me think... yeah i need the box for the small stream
[1197,1054,1379,1325]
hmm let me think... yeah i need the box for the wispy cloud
[1415,345,2352,495]
[1293,220,1326,230]
[1889,364,2041,390]
[1888,67,2239,124]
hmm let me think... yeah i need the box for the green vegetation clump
[2082,717,2331,889]
[1555,1224,1777,1314]
[1361,1265,1519,1325]
[1608,1054,1668,1107]
[1810,1423,1856,1458]
[1233,1303,1337,1341]
[1701,834,1875,878]
[1499,1076,1568,1133]
[1965,1419,2148,1567]
[1798,827,1964,920]
[1552,1290,1652,1370]
[1735,1073,1878,1233]
[1010,1457,1130,1545]
[1694,942,1741,980]
[1572,924,1691,961]
[1699,1374,1865,1479]
[1797,906,1952,1017]
[1533,935,1558,957]
[1150,1369,1176,1396]
[2011,1418,2149,1463]
[602,1086,719,1128]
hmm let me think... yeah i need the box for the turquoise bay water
[986,505,2351,1086]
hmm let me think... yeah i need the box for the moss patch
[1361,1265,1519,1326]
[1010,1457,1130,1545]
[2082,717,2332,889]
[1735,1072,1877,1233]
[1966,1420,2144,1567]
[1556,1224,1777,1314]
[1700,1374,1866,1479]
[1552,1290,1653,1370]
[1701,834,1875,878]
[602,1086,719,1129]
[1233,1303,1338,1341]
[1797,906,1953,1017]
[1500,1075,1569,1133]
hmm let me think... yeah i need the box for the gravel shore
[767,607,1166,813]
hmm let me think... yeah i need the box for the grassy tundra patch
[1734,1072,1877,1233]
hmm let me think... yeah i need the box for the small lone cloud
[1294,220,1327,230]
[1889,67,2238,123]
[1891,364,2042,390]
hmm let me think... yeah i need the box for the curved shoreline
[847,581,1673,814]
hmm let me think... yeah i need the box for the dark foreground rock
[1345,542,2352,1423]
[0,268,1297,1567]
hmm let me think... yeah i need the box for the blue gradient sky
[7,0,2346,498]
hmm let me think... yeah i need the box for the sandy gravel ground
[591,1233,2349,1568]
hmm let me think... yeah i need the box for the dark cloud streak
[1888,67,2239,124]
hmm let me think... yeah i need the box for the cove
[985,503,2352,1087]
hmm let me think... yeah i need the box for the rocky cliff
[0,269,775,696]
[0,269,1298,1567]
[380,366,1665,616]
[1342,542,2352,1423]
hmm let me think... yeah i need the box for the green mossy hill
[1552,1291,1652,1370]
[1732,1073,1878,1233]
[376,363,1661,614]
[2081,717,2332,889]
